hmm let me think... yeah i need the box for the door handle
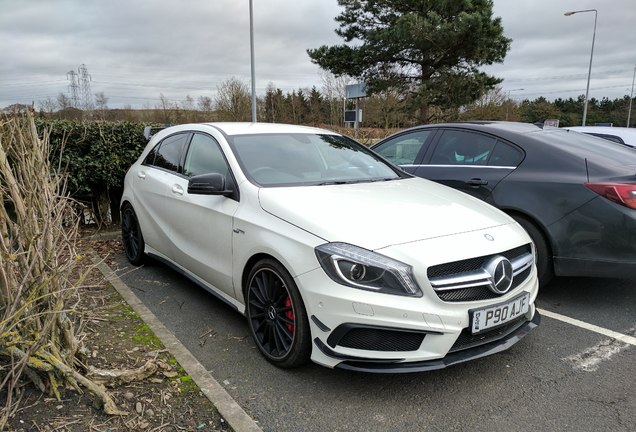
[467,178,488,186]
[137,171,146,179]
[171,184,184,196]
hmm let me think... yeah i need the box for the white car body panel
[563,126,636,148]
[258,177,512,250]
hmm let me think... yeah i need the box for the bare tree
[180,95,196,122]
[182,95,195,111]
[157,93,176,123]
[214,77,251,121]
[56,93,72,110]
[320,71,353,126]
[38,96,57,115]
[459,86,511,121]
[197,96,213,113]
[94,92,109,120]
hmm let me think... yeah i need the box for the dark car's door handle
[467,178,488,186]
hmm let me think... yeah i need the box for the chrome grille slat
[427,244,533,302]
[427,268,491,291]
[511,253,533,276]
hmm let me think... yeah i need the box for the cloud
[1,0,634,108]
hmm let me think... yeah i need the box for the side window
[489,141,524,166]
[146,133,190,173]
[374,130,432,165]
[430,130,496,166]
[183,133,229,177]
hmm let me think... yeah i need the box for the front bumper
[325,312,540,373]
[297,263,539,371]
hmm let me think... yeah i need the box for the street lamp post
[505,88,524,121]
[564,9,597,126]
[249,0,257,122]
[628,65,636,128]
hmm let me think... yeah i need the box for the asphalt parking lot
[111,254,635,432]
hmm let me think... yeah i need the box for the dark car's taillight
[585,182,636,209]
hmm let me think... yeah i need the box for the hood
[258,177,514,250]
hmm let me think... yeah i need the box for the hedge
[36,119,150,224]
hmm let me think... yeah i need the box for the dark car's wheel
[512,215,553,287]
[121,204,146,265]
[246,259,311,368]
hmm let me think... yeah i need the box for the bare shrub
[0,112,125,427]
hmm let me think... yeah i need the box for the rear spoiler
[143,125,172,141]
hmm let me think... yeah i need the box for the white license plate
[471,292,530,334]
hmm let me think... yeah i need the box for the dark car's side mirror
[188,173,233,197]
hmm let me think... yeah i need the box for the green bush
[36,119,150,223]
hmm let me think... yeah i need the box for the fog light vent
[335,327,425,352]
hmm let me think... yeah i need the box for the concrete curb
[92,254,263,432]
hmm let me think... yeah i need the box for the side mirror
[188,173,233,196]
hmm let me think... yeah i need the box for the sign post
[345,83,367,136]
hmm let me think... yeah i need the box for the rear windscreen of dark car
[537,129,636,163]
[538,129,636,167]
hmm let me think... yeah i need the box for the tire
[511,215,553,287]
[121,204,146,266]
[246,259,311,368]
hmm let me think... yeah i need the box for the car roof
[393,121,545,136]
[147,122,341,144]
[198,122,338,136]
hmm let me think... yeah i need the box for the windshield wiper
[316,180,359,186]
[369,177,398,182]
[317,177,397,186]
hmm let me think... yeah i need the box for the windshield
[229,133,403,186]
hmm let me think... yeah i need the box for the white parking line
[537,308,636,346]
[564,338,631,372]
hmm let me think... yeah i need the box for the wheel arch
[241,253,280,301]
[504,209,556,286]
[120,199,132,212]
[503,209,553,256]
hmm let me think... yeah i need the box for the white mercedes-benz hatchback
[121,122,540,372]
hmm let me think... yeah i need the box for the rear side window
[489,141,524,166]
[374,130,433,165]
[144,133,190,173]
[430,130,496,165]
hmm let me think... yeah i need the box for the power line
[502,68,633,83]
[516,83,632,98]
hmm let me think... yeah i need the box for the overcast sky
[1,0,635,110]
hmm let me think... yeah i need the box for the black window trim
[142,131,193,175]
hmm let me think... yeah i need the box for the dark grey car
[372,121,636,286]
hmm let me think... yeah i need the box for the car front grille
[449,316,528,353]
[427,244,533,302]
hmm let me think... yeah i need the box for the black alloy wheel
[121,204,145,265]
[246,259,311,368]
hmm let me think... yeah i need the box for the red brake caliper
[284,297,295,334]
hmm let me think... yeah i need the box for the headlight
[315,243,422,297]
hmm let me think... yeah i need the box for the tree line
[26,78,635,130]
